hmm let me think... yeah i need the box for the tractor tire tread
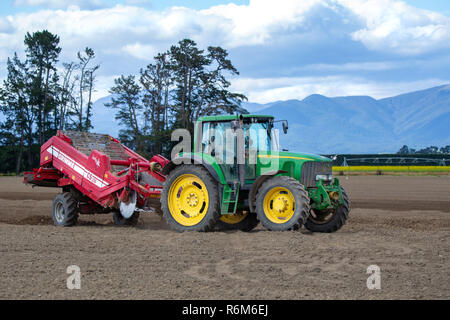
[304,187,350,233]
[255,176,310,231]
[52,192,78,227]
[161,165,220,232]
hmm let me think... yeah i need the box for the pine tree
[105,75,144,152]
[24,30,61,144]
[0,54,35,174]
[140,53,173,155]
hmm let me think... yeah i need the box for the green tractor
[160,114,350,232]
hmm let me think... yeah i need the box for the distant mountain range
[91,84,450,154]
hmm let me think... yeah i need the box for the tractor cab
[194,114,287,185]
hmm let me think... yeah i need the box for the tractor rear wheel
[161,165,220,232]
[304,187,350,233]
[255,176,310,231]
[52,192,79,226]
[113,211,140,226]
[216,211,259,232]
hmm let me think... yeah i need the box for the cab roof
[197,114,274,122]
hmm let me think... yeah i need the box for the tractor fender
[162,154,224,184]
[248,170,288,213]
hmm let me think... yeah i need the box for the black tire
[52,192,79,226]
[161,165,220,232]
[216,211,259,232]
[255,176,310,231]
[304,187,350,233]
[113,211,140,226]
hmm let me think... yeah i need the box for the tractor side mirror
[282,121,288,134]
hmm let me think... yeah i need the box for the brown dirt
[0,175,449,300]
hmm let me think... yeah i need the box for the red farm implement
[24,131,169,226]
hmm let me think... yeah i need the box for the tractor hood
[256,151,332,179]
[258,151,331,163]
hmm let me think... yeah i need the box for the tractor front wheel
[161,165,220,232]
[304,187,350,233]
[255,176,310,231]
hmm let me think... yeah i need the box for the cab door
[201,121,238,184]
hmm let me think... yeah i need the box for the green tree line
[105,38,247,158]
[397,145,450,154]
[0,30,100,174]
[0,32,247,174]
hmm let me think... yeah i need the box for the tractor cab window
[201,121,232,162]
[200,118,277,183]
[202,120,237,182]
[201,122,211,153]
[243,121,277,152]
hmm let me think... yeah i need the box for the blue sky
[1,0,450,103]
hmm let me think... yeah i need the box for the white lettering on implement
[47,145,109,188]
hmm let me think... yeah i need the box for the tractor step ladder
[221,184,240,214]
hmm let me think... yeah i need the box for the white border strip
[47,145,109,188]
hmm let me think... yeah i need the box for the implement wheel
[113,211,140,226]
[161,165,220,232]
[216,211,259,232]
[304,187,350,233]
[255,176,310,231]
[52,192,79,226]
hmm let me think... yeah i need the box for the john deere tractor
[161,114,350,232]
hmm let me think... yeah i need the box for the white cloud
[0,17,14,34]
[1,0,450,105]
[2,0,449,61]
[201,0,325,47]
[121,42,156,60]
[337,0,450,54]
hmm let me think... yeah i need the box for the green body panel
[254,151,331,184]
[174,151,240,214]
[177,151,228,184]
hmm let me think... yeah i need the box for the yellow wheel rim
[168,174,209,226]
[220,211,248,224]
[263,187,296,224]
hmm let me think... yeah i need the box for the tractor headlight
[316,174,333,181]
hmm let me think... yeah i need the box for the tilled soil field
[0,175,449,299]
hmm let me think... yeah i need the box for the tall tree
[105,75,144,152]
[0,54,35,173]
[168,39,247,133]
[24,30,61,144]
[169,39,208,131]
[69,47,99,131]
[57,62,77,130]
[194,46,247,119]
[107,39,247,157]
[140,53,172,154]
[84,65,99,131]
